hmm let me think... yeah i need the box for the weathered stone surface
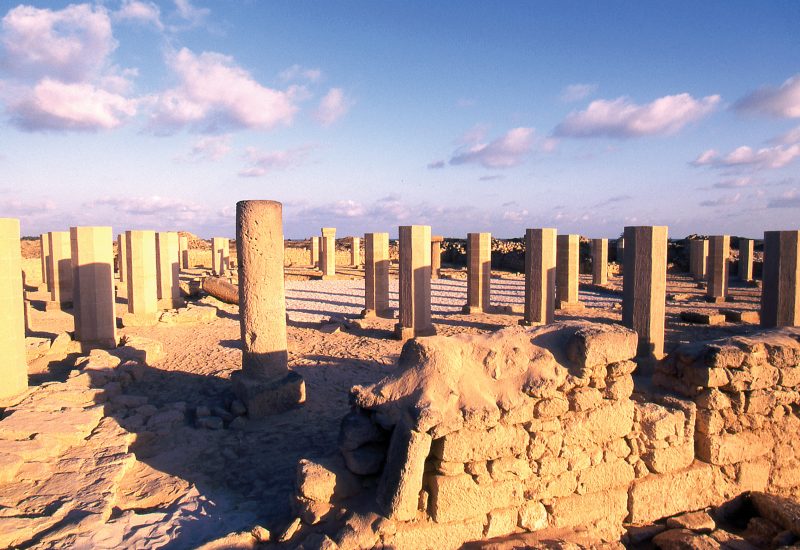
[485,506,519,539]
[550,487,628,530]
[652,528,720,550]
[565,323,638,374]
[433,423,528,463]
[384,516,484,550]
[628,461,718,523]
[576,459,634,494]
[377,424,432,521]
[342,444,385,476]
[297,457,360,504]
[666,510,716,533]
[339,409,384,452]
[695,430,774,465]
[562,400,634,448]
[750,491,800,536]
[428,473,522,523]
[519,500,548,531]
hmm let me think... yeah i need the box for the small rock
[342,444,385,475]
[666,510,716,533]
[278,517,302,542]
[251,525,270,543]
[652,528,720,549]
[196,416,224,430]
[625,524,667,545]
[229,416,247,430]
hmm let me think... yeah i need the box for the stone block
[628,461,719,523]
[519,501,548,531]
[695,430,774,465]
[377,424,432,521]
[485,507,519,539]
[577,459,635,494]
[428,474,522,523]
[562,400,634,449]
[565,323,638,373]
[232,370,306,418]
[550,487,628,529]
[432,423,528,463]
[680,311,726,325]
[642,442,694,474]
[384,516,485,550]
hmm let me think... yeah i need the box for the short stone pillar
[556,234,581,309]
[739,238,754,282]
[124,230,159,326]
[350,236,361,267]
[117,233,127,283]
[70,226,117,349]
[463,232,491,314]
[616,237,625,267]
[431,235,443,279]
[233,200,305,417]
[706,235,730,303]
[39,233,50,290]
[156,232,184,309]
[761,230,800,327]
[519,228,556,326]
[689,239,708,280]
[591,238,608,285]
[47,231,73,309]
[363,232,391,318]
[179,235,190,270]
[212,237,230,276]
[0,218,28,399]
[310,236,320,267]
[622,226,668,360]
[320,227,336,278]
[395,225,435,339]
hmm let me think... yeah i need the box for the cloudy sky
[0,1,798,239]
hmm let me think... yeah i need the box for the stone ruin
[291,321,800,548]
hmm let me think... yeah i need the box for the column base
[704,295,730,304]
[158,298,186,310]
[45,300,72,311]
[518,318,546,327]
[461,304,484,314]
[316,274,340,280]
[556,300,585,311]
[360,308,394,319]
[78,338,118,352]
[232,370,306,418]
[394,324,436,340]
[121,312,160,327]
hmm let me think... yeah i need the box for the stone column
[47,231,73,309]
[350,236,361,267]
[616,237,625,268]
[0,218,28,399]
[70,226,117,349]
[124,230,159,326]
[212,237,230,276]
[761,230,800,328]
[463,232,491,314]
[592,238,608,285]
[320,227,336,278]
[520,228,556,326]
[622,226,668,360]
[117,233,127,283]
[179,235,190,270]
[395,225,435,339]
[706,235,730,303]
[310,236,320,267]
[156,232,184,309]
[556,234,581,309]
[689,239,708,280]
[363,232,391,318]
[739,238,754,282]
[39,233,50,290]
[233,200,305,417]
[431,235,443,279]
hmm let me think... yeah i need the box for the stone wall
[292,323,800,549]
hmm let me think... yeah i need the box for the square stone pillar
[350,236,361,267]
[212,237,230,276]
[320,227,336,278]
[431,235,443,279]
[761,230,800,328]
[70,226,117,349]
[395,225,435,339]
[463,232,491,314]
[124,230,159,326]
[179,235,190,270]
[739,238,754,282]
[616,237,625,268]
[706,235,730,303]
[556,234,581,309]
[689,239,708,280]
[622,226,668,360]
[363,232,391,318]
[592,238,608,285]
[0,218,28,399]
[39,233,50,290]
[310,236,320,267]
[520,228,556,326]
[117,233,127,283]
[47,231,73,309]
[156,232,184,309]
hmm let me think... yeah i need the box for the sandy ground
[8,259,764,548]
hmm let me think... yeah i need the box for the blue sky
[0,1,798,239]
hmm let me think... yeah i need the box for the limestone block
[627,461,718,523]
[0,218,27,399]
[642,442,695,474]
[432,423,528,463]
[296,458,360,504]
[339,409,385,451]
[568,387,604,412]
[533,396,569,419]
[342,444,385,475]
[562,400,634,449]
[577,459,635,494]
[565,323,638,374]
[519,501,548,531]
[428,473,522,523]
[485,507,519,539]
[605,375,634,400]
[695,430,774,465]
[384,516,484,550]
[550,487,628,529]
[376,424,432,521]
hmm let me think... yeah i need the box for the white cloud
[173,0,209,26]
[427,160,445,170]
[768,188,800,208]
[314,87,351,126]
[692,144,800,170]
[279,64,321,83]
[554,93,720,138]
[560,83,597,103]
[238,145,312,177]
[735,74,800,118]
[149,47,299,133]
[179,134,232,162]
[90,195,205,220]
[114,0,163,30]
[0,4,116,82]
[502,208,528,222]
[8,78,137,131]
[770,126,800,145]
[450,127,536,168]
[699,192,741,208]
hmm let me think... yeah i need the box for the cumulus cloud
[692,144,800,170]
[770,126,800,146]
[314,87,351,126]
[450,127,536,168]
[554,93,720,138]
[735,74,800,118]
[560,83,597,103]
[173,0,209,26]
[279,64,321,83]
[149,47,299,133]
[114,0,163,30]
[179,134,232,162]
[238,145,312,177]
